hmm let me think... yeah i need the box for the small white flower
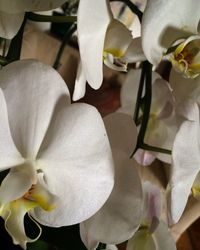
[73,0,145,101]
[119,69,178,165]
[142,0,200,78]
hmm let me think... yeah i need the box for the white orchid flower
[73,0,145,101]
[142,0,200,78]
[127,181,176,250]
[80,112,143,250]
[0,0,67,39]
[119,69,178,165]
[168,102,200,224]
[0,59,114,249]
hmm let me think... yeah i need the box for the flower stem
[140,143,172,155]
[6,13,27,62]
[137,61,152,145]
[53,23,77,69]
[110,0,143,22]
[133,62,146,123]
[27,12,77,23]
[130,61,172,157]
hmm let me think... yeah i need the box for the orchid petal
[0,88,24,170]
[151,77,173,118]
[192,172,200,200]
[0,1,67,38]
[142,181,162,228]
[126,229,156,250]
[106,245,118,250]
[30,173,58,212]
[104,19,132,57]
[77,0,112,90]
[0,0,67,13]
[142,0,200,65]
[169,102,200,223]
[33,103,114,226]
[0,59,70,159]
[175,101,200,121]
[144,119,167,148]
[80,223,99,250]
[170,69,200,104]
[130,15,141,38]
[144,113,178,161]
[122,37,146,63]
[104,53,127,72]
[80,150,142,247]
[156,153,171,165]
[117,105,135,116]
[156,114,179,164]
[153,221,176,250]
[72,62,87,101]
[0,11,24,39]
[0,163,36,204]
[145,76,175,151]
[103,112,138,155]
[0,199,40,249]
[120,69,142,109]
[134,149,156,166]
[127,221,176,250]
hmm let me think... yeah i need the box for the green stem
[133,62,146,123]
[130,61,172,157]
[6,13,27,62]
[140,143,172,155]
[135,115,143,126]
[0,170,9,184]
[130,61,152,158]
[137,61,152,144]
[27,12,77,23]
[53,23,77,69]
[2,39,7,57]
[110,0,143,22]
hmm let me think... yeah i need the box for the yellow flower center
[22,184,56,212]
[192,186,200,197]
[103,49,127,72]
[104,48,124,58]
[191,172,200,200]
[169,36,200,78]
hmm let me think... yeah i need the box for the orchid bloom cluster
[0,0,200,250]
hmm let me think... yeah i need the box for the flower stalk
[6,13,27,62]
[131,61,172,156]
[53,23,77,69]
[110,0,143,22]
[27,12,77,23]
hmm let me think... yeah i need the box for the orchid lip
[103,51,127,72]
[0,165,58,249]
[168,35,200,78]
